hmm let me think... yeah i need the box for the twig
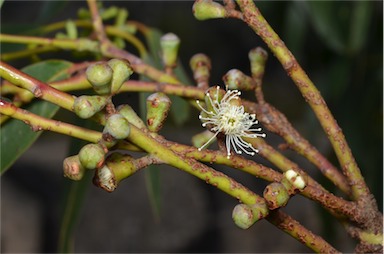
[235,0,369,201]
[0,99,101,142]
[267,210,340,253]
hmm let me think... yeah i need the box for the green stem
[0,99,101,142]
[0,61,75,111]
[128,124,266,206]
[245,101,350,195]
[267,210,340,253]
[0,34,99,53]
[235,0,368,201]
[169,141,357,220]
[1,45,58,61]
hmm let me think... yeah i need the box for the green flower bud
[146,92,171,132]
[223,69,255,90]
[78,143,106,170]
[283,169,307,191]
[65,19,78,39]
[263,182,290,210]
[117,104,146,129]
[100,6,119,20]
[192,0,227,20]
[248,47,268,79]
[86,62,113,95]
[160,33,181,68]
[107,58,133,94]
[192,130,216,148]
[190,53,211,86]
[73,95,108,119]
[103,113,131,140]
[232,203,269,229]
[63,155,85,181]
[77,8,91,19]
[115,8,129,26]
[93,153,137,192]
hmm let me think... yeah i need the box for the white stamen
[197,87,266,158]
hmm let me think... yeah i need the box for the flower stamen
[196,86,266,158]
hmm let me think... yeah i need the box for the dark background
[1,1,382,253]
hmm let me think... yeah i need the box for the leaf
[348,1,372,54]
[304,1,348,53]
[0,60,73,174]
[145,165,162,222]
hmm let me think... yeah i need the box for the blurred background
[1,1,382,252]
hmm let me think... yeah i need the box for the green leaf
[0,60,73,174]
[304,1,348,53]
[145,165,162,222]
[348,1,372,54]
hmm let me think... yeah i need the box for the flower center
[219,105,244,134]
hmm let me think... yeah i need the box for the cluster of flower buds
[231,170,306,229]
[86,59,133,95]
[73,59,133,119]
[64,144,138,192]
[263,169,307,210]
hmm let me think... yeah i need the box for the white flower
[196,86,266,158]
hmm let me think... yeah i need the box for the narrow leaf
[1,60,73,173]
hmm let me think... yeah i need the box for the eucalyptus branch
[235,0,368,201]
[246,100,350,195]
[267,210,340,253]
[0,61,75,111]
[1,45,58,61]
[0,34,99,53]
[127,124,266,206]
[0,99,101,142]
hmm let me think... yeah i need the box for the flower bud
[196,86,226,127]
[263,182,290,210]
[100,6,119,20]
[232,203,269,229]
[65,20,78,39]
[190,53,211,87]
[107,58,133,94]
[192,0,227,20]
[117,104,146,129]
[192,130,216,148]
[249,47,268,80]
[223,69,255,90]
[146,92,171,132]
[73,95,108,119]
[160,33,180,68]
[86,62,113,95]
[283,169,306,191]
[78,143,106,170]
[63,155,85,181]
[93,153,137,192]
[103,113,131,140]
